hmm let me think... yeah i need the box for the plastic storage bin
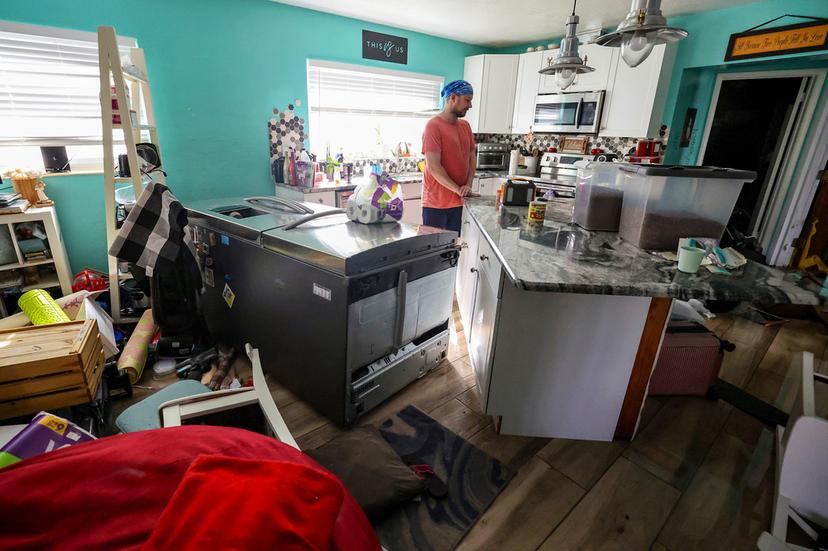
[618,165,756,250]
[573,162,625,231]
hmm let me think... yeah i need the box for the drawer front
[476,232,501,291]
[303,191,336,206]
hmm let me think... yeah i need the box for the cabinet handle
[470,267,478,273]
[480,255,489,261]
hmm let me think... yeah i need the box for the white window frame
[306,59,443,159]
[0,21,137,173]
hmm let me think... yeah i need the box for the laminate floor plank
[657,431,774,551]
[754,320,828,378]
[428,397,491,440]
[537,438,626,491]
[623,397,731,490]
[538,457,680,551]
[457,457,584,551]
[467,424,549,471]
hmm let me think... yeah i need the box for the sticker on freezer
[313,283,331,301]
[222,283,236,308]
[204,267,214,287]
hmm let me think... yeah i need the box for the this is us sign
[363,30,408,64]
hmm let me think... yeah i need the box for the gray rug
[375,405,514,551]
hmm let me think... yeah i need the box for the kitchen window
[307,60,443,159]
[0,21,136,173]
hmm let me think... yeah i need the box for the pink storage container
[648,322,726,396]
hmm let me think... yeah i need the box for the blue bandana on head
[441,80,473,99]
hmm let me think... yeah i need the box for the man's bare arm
[466,151,476,188]
[425,151,471,196]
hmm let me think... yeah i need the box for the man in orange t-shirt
[421,80,476,234]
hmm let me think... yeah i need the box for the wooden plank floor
[118,303,816,550]
[271,306,828,550]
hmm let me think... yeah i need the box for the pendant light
[596,0,688,68]
[538,0,594,91]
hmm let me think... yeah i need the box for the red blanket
[0,426,380,551]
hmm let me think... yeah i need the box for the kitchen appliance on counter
[533,91,605,134]
[186,196,459,425]
[476,143,509,170]
[503,180,536,206]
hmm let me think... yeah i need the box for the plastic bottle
[283,154,291,186]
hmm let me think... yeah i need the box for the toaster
[503,180,536,206]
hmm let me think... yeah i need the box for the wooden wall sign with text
[363,30,408,65]
[725,18,828,61]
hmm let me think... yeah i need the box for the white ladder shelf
[97,26,164,323]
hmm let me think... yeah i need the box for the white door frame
[769,93,828,266]
[696,69,826,265]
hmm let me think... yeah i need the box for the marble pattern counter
[464,197,821,305]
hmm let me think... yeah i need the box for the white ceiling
[274,0,757,47]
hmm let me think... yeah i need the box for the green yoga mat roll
[18,289,71,325]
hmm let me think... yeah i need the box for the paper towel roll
[508,149,519,176]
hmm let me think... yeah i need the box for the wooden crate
[0,320,105,420]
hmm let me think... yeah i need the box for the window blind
[307,60,442,116]
[0,23,135,147]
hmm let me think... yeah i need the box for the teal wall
[662,0,828,164]
[1,0,485,273]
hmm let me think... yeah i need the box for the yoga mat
[18,289,70,325]
[117,309,157,384]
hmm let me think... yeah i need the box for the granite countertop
[464,197,821,305]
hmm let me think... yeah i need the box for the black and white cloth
[109,181,199,280]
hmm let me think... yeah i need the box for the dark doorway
[701,76,804,252]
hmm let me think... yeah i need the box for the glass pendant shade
[555,68,577,89]
[596,0,687,68]
[620,30,655,67]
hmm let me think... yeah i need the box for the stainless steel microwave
[533,90,605,134]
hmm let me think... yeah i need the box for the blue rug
[375,405,514,551]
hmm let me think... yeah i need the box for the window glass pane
[307,60,442,158]
[0,22,136,171]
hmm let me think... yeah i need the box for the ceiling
[273,0,757,47]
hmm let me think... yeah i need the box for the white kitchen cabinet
[463,54,519,134]
[477,177,506,197]
[537,43,614,95]
[571,43,615,92]
[303,190,336,207]
[455,209,480,334]
[600,43,676,138]
[538,48,560,94]
[511,50,544,134]
[468,248,499,410]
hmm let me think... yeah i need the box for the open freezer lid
[185,196,332,242]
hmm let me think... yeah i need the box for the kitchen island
[457,196,820,441]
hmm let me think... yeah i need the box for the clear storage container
[618,165,756,250]
[573,162,625,231]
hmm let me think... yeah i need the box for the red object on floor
[71,268,109,292]
[0,426,380,551]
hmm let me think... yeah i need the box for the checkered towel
[109,181,198,279]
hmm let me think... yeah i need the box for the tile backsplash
[475,133,646,156]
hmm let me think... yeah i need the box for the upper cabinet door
[601,44,674,138]
[463,54,520,134]
[511,50,544,134]
[538,48,560,94]
[569,43,615,92]
[479,55,520,134]
[463,55,485,133]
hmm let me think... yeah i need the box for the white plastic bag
[346,170,404,224]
